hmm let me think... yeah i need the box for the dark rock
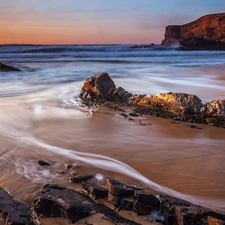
[161,13,225,50]
[133,190,160,215]
[65,164,73,169]
[201,99,225,116]
[32,183,141,225]
[79,73,225,128]
[175,205,208,225]
[107,192,134,211]
[112,87,133,102]
[129,112,139,117]
[106,178,143,198]
[121,113,128,118]
[188,124,202,129]
[38,160,51,166]
[69,174,93,183]
[0,187,32,225]
[207,216,225,225]
[131,44,155,49]
[0,62,21,72]
[79,72,116,101]
[81,182,108,200]
[57,169,66,174]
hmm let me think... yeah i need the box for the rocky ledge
[0,62,21,72]
[161,13,225,50]
[79,72,225,128]
[1,176,225,225]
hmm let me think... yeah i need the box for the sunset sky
[1,0,225,44]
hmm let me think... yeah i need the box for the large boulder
[79,72,132,103]
[79,72,116,101]
[161,13,225,50]
[0,62,21,72]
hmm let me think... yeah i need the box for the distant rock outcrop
[161,13,225,50]
[0,62,21,72]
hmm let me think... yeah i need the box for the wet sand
[0,65,225,224]
[0,106,225,215]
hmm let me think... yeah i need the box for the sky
[1,0,225,45]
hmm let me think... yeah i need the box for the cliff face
[161,13,225,50]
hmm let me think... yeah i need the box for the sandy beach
[0,44,225,224]
[1,103,225,212]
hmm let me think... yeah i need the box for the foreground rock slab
[0,187,32,225]
[32,183,141,225]
[0,62,21,72]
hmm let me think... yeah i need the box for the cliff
[161,13,225,50]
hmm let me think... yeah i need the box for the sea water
[0,44,225,212]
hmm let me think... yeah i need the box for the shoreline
[0,103,225,224]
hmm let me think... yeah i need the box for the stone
[161,13,225,50]
[0,187,32,225]
[155,92,203,113]
[79,73,225,128]
[175,205,208,225]
[112,87,133,102]
[32,183,141,225]
[81,182,108,200]
[131,44,155,49]
[133,190,160,215]
[69,174,93,183]
[0,62,21,72]
[208,216,225,225]
[201,99,225,116]
[38,160,51,166]
[106,178,143,198]
[79,72,116,101]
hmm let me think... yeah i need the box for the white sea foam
[0,119,224,211]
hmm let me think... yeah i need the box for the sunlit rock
[201,99,225,116]
[161,13,225,50]
[155,92,203,113]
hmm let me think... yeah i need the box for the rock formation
[161,13,225,50]
[0,62,21,72]
[79,72,225,128]
[1,167,225,224]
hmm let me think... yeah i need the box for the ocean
[0,44,225,213]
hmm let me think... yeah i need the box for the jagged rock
[201,99,225,116]
[79,72,116,101]
[161,13,225,50]
[38,160,51,166]
[208,216,225,225]
[175,205,208,225]
[79,73,225,127]
[131,44,155,49]
[155,92,203,112]
[69,174,93,183]
[0,187,32,225]
[81,182,108,200]
[0,62,21,72]
[112,87,133,102]
[107,192,134,211]
[106,178,143,198]
[133,190,160,215]
[32,183,141,225]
